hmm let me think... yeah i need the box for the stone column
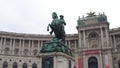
[83,30,86,48]
[12,39,15,55]
[75,54,78,68]
[0,37,3,53]
[108,51,113,68]
[39,57,42,68]
[78,31,82,49]
[38,40,40,54]
[54,56,57,68]
[75,40,77,49]
[3,38,6,54]
[87,38,89,49]
[113,35,117,51]
[109,36,112,47]
[105,28,109,47]
[19,39,22,55]
[83,54,86,68]
[31,40,34,55]
[9,38,12,54]
[100,28,104,48]
[40,40,43,50]
[22,39,25,55]
[100,52,103,68]
[28,40,31,56]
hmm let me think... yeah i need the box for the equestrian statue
[47,12,66,43]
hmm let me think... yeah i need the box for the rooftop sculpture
[77,12,107,25]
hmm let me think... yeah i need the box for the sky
[0,0,120,34]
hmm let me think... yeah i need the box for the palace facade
[0,12,120,68]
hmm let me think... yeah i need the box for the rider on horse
[47,12,66,43]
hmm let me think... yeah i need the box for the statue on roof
[87,11,96,17]
[97,12,107,22]
[77,16,85,25]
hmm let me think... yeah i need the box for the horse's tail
[47,24,50,31]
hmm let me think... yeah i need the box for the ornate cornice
[0,31,78,39]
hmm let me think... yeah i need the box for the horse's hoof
[50,32,52,35]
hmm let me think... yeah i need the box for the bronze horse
[47,12,66,43]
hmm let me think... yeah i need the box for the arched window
[32,63,37,68]
[118,60,120,68]
[88,32,99,48]
[3,61,8,68]
[119,62,120,68]
[23,63,27,68]
[89,32,98,39]
[33,50,38,56]
[88,56,98,68]
[4,47,10,55]
[13,62,18,68]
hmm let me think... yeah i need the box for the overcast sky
[0,0,120,34]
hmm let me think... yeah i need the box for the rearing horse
[47,12,65,43]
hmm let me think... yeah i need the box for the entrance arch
[119,63,120,68]
[13,62,18,68]
[3,61,8,68]
[88,56,98,68]
[118,60,120,68]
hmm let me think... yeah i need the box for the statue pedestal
[38,39,74,68]
[39,52,74,68]
[40,39,72,56]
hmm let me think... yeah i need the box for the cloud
[0,0,120,34]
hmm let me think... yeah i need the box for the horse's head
[52,12,58,19]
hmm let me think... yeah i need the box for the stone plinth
[39,38,74,68]
[38,52,74,68]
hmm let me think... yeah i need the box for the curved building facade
[0,31,78,68]
[0,12,120,68]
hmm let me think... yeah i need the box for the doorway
[88,56,98,68]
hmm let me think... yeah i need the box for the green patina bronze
[40,38,72,56]
[40,12,72,57]
[97,13,107,22]
[47,12,66,43]
[77,16,85,25]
